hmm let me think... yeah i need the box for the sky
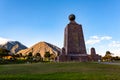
[0,0,120,56]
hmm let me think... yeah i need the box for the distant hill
[17,41,61,57]
[0,41,27,54]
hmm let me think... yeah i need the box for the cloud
[86,36,112,45]
[108,41,120,47]
[86,36,120,56]
[110,49,120,56]
[101,36,112,40]
[85,39,100,45]
[0,37,11,45]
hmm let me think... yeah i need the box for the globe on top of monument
[69,14,75,21]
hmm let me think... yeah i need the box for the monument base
[58,54,89,62]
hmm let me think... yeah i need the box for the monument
[59,14,89,62]
[90,47,101,61]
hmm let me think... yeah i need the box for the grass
[0,62,120,80]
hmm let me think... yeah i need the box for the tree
[14,54,20,57]
[19,53,23,57]
[44,52,51,61]
[0,48,10,64]
[28,52,32,57]
[103,51,113,61]
[105,51,112,56]
[27,52,33,63]
[112,56,120,61]
[35,53,41,57]
[34,53,42,62]
[50,53,56,61]
[0,48,10,58]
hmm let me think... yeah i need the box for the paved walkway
[100,62,120,65]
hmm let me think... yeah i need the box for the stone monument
[59,14,89,62]
[90,47,101,61]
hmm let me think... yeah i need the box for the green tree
[103,51,113,61]
[19,53,23,57]
[28,52,32,57]
[35,53,41,57]
[105,51,112,56]
[27,52,33,63]
[50,53,56,61]
[44,52,51,61]
[0,48,10,58]
[0,48,10,64]
[34,53,42,62]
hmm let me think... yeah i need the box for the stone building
[59,14,89,62]
[90,47,101,61]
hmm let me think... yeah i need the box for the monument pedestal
[59,54,89,62]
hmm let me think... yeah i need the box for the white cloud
[109,49,120,56]
[107,41,120,56]
[90,36,99,39]
[108,41,120,47]
[85,39,100,45]
[86,35,120,56]
[0,37,11,45]
[101,36,112,40]
[86,35,112,45]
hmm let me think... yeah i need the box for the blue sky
[0,0,120,56]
